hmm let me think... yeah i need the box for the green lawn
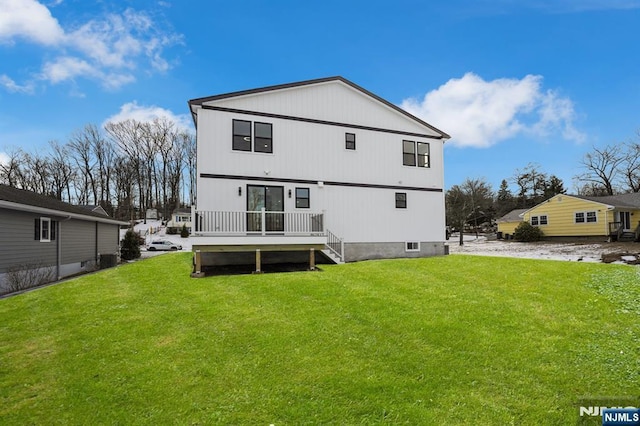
[0,254,638,425]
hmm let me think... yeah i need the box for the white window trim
[40,217,51,242]
[405,241,420,252]
[530,214,548,226]
[575,211,598,224]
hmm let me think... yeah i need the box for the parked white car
[147,240,182,251]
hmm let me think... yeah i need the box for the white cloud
[104,102,193,132]
[0,74,35,94]
[0,0,64,45]
[0,0,181,92]
[401,72,585,148]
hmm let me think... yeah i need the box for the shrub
[180,224,189,238]
[513,221,544,242]
[166,227,178,235]
[121,229,141,260]
[4,261,55,294]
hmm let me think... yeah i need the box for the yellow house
[496,208,528,237]
[521,193,640,241]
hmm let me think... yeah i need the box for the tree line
[0,118,196,222]
[446,128,640,241]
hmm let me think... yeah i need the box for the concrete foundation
[344,241,447,262]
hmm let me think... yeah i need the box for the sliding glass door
[247,185,284,232]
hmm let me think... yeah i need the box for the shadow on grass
[202,262,323,276]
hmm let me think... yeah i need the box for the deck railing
[194,209,325,236]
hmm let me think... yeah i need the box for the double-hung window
[295,188,310,208]
[575,211,597,223]
[345,133,356,150]
[232,119,273,153]
[35,217,55,242]
[254,122,273,153]
[395,192,407,209]
[232,119,252,151]
[531,215,548,226]
[402,140,430,167]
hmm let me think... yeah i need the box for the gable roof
[496,208,528,223]
[188,76,450,139]
[0,185,126,225]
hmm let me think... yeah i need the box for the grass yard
[0,254,638,425]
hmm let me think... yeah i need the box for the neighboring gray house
[0,185,127,293]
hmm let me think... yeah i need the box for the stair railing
[326,229,344,262]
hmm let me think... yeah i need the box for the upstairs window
[395,192,407,209]
[232,119,251,151]
[345,133,356,150]
[232,119,273,153]
[402,140,430,167]
[254,122,273,153]
[295,188,310,208]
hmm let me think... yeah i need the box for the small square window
[295,187,310,209]
[575,212,585,223]
[586,211,597,223]
[345,133,356,150]
[539,215,548,225]
[531,216,539,226]
[395,192,407,209]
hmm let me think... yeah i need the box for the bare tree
[68,125,102,204]
[0,148,26,187]
[621,138,640,192]
[49,141,75,201]
[576,144,625,195]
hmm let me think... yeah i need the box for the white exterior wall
[197,178,445,243]
[194,79,447,247]
[201,81,441,137]
[196,109,444,191]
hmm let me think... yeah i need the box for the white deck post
[261,208,266,236]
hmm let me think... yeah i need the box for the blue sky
[1,0,639,193]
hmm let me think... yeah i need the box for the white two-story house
[188,76,450,274]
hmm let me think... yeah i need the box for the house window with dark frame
[232,119,252,151]
[405,241,420,252]
[395,192,407,209]
[254,122,273,153]
[402,140,416,166]
[403,140,430,168]
[345,133,356,150]
[35,217,56,242]
[295,187,310,208]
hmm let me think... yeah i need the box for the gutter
[0,200,128,226]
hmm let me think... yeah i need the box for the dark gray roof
[188,76,451,139]
[572,193,640,209]
[496,208,528,222]
[0,185,120,222]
